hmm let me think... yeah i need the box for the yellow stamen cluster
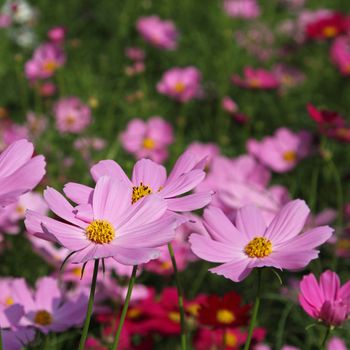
[244,237,272,258]
[86,220,115,244]
[132,182,152,204]
[216,309,235,324]
[248,78,261,88]
[143,137,155,150]
[65,115,76,126]
[322,26,337,38]
[225,332,238,347]
[168,311,181,323]
[283,150,297,163]
[174,81,185,93]
[43,60,58,74]
[5,297,14,306]
[186,303,200,317]
[127,308,142,319]
[34,310,53,326]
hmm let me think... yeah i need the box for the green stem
[0,326,3,350]
[320,326,331,349]
[275,302,293,350]
[168,243,187,350]
[78,259,99,350]
[111,265,138,350]
[244,269,262,350]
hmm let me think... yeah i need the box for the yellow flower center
[131,182,152,204]
[174,82,185,93]
[168,311,181,323]
[160,261,172,270]
[127,308,142,319]
[345,64,350,74]
[43,60,58,74]
[322,26,338,38]
[143,137,155,150]
[34,310,53,326]
[283,150,296,163]
[72,267,82,277]
[217,309,235,324]
[225,332,238,347]
[86,220,115,244]
[65,115,76,126]
[15,205,25,215]
[244,237,272,258]
[5,297,14,306]
[186,303,200,317]
[248,78,261,88]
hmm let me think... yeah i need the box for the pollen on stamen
[86,219,115,244]
[132,182,153,204]
[34,310,53,326]
[244,237,272,258]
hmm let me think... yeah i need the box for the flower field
[0,0,350,349]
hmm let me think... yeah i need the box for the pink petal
[132,159,167,190]
[299,273,325,311]
[235,205,267,240]
[35,277,60,311]
[90,159,131,184]
[166,191,213,212]
[112,246,161,265]
[267,250,319,270]
[189,233,240,262]
[265,200,310,244]
[209,259,252,282]
[74,204,94,223]
[339,281,350,300]
[63,182,93,204]
[320,270,340,301]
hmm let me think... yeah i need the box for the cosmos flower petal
[166,191,213,212]
[90,159,131,184]
[209,259,252,282]
[339,281,350,300]
[63,182,93,205]
[189,234,242,262]
[265,200,310,243]
[35,277,61,310]
[112,246,161,265]
[299,273,325,310]
[320,270,340,301]
[235,205,267,239]
[132,158,167,190]
[267,250,319,270]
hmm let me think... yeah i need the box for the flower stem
[168,242,187,350]
[320,326,331,349]
[112,265,138,350]
[78,259,99,350]
[244,269,262,350]
[0,326,3,350]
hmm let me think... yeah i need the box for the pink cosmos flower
[25,43,65,80]
[331,36,350,76]
[190,200,333,282]
[222,96,238,114]
[54,97,92,134]
[0,13,11,27]
[272,64,305,90]
[120,116,174,163]
[0,119,28,151]
[47,26,66,44]
[247,128,312,173]
[232,67,280,90]
[90,150,212,213]
[327,337,348,350]
[299,270,350,326]
[157,66,203,103]
[223,0,260,19]
[136,15,178,50]
[125,47,145,61]
[186,142,220,168]
[0,139,45,208]
[25,176,178,264]
[38,81,56,97]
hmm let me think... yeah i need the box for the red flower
[198,291,250,328]
[306,12,348,40]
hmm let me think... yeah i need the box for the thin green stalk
[168,242,187,350]
[112,265,138,350]
[320,326,331,349]
[275,302,293,349]
[78,259,99,350]
[244,269,262,350]
[0,326,3,350]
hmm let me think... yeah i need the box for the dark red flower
[306,12,348,40]
[198,291,250,328]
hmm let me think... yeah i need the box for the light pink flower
[0,13,11,27]
[186,142,220,169]
[125,47,145,61]
[120,116,174,163]
[222,96,238,114]
[190,200,333,282]
[232,67,280,89]
[47,26,66,44]
[90,150,212,213]
[25,176,178,265]
[247,128,312,173]
[0,119,28,151]
[54,97,92,134]
[299,270,350,326]
[157,67,203,103]
[331,36,350,76]
[0,139,45,207]
[25,43,65,80]
[223,0,260,19]
[136,15,178,50]
[327,337,348,350]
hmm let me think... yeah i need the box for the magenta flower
[157,67,203,103]
[120,116,174,163]
[25,43,65,80]
[25,176,178,264]
[232,67,280,89]
[90,150,212,212]
[331,36,350,76]
[223,0,260,19]
[0,139,45,207]
[136,15,178,50]
[54,97,92,134]
[47,26,66,44]
[327,337,348,350]
[299,270,350,327]
[190,200,333,282]
[247,128,312,173]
